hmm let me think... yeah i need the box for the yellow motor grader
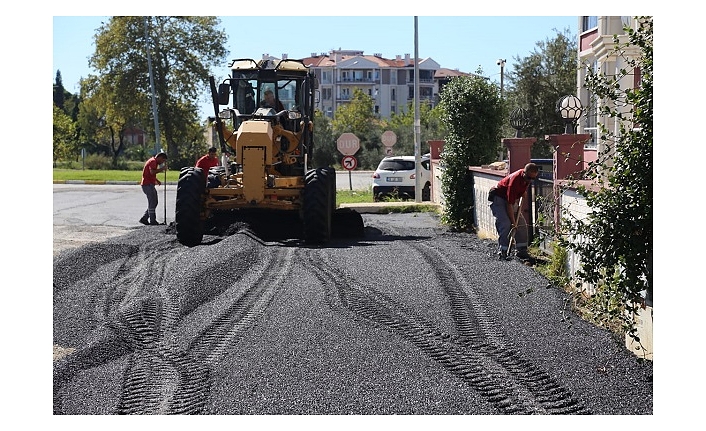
[175,58,362,246]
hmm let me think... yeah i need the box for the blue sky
[53,15,578,94]
[53,14,577,117]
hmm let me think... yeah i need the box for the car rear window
[378,160,415,171]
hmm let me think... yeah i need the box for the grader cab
[175,58,360,246]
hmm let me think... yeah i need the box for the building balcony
[337,78,379,84]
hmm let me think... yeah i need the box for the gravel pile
[53,212,652,415]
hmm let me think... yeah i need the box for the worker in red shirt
[140,151,168,225]
[490,162,539,261]
[196,147,220,171]
[195,147,220,184]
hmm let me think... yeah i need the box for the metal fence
[532,177,556,254]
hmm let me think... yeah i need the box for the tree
[505,28,578,157]
[311,110,337,168]
[331,89,383,169]
[383,100,447,156]
[560,17,652,342]
[53,70,83,161]
[88,16,227,167]
[53,105,77,164]
[53,70,66,110]
[438,73,504,230]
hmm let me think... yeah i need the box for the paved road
[52,173,371,254]
[53,170,374,191]
[52,185,653,416]
[336,170,373,191]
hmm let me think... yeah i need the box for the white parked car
[372,154,431,201]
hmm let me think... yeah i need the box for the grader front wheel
[175,167,206,247]
[302,168,333,244]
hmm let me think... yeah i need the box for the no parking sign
[341,155,358,171]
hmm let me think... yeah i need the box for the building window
[582,16,598,32]
[322,70,331,84]
[584,60,598,149]
[322,88,332,101]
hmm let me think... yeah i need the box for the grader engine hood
[235,120,274,166]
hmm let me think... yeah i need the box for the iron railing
[532,177,556,254]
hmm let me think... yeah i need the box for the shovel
[508,196,523,255]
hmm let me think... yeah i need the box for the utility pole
[414,16,421,203]
[144,17,161,156]
[497,58,506,99]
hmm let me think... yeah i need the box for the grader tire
[303,168,332,244]
[175,167,205,247]
[319,166,336,213]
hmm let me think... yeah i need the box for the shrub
[84,154,114,170]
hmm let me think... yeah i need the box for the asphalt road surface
[52,184,652,417]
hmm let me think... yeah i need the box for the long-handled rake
[507,196,523,255]
[163,166,167,227]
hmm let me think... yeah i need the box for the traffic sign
[341,155,358,171]
[337,133,360,156]
[381,130,397,147]
[385,147,393,156]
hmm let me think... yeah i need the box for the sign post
[337,133,360,190]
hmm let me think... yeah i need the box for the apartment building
[298,50,442,119]
[254,51,475,119]
[577,16,642,152]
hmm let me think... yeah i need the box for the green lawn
[53,169,180,183]
[336,189,373,204]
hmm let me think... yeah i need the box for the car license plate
[386,177,402,182]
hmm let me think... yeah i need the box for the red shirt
[196,154,220,172]
[140,157,159,185]
[495,169,532,204]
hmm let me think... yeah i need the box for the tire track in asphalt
[54,232,292,415]
[116,237,293,414]
[306,226,589,415]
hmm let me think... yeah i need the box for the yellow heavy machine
[175,58,360,246]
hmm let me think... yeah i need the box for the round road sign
[337,133,360,156]
[341,155,358,171]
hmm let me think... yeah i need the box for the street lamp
[556,95,583,134]
[497,59,506,98]
[509,107,530,138]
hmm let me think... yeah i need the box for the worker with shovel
[139,151,168,225]
[489,162,539,262]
